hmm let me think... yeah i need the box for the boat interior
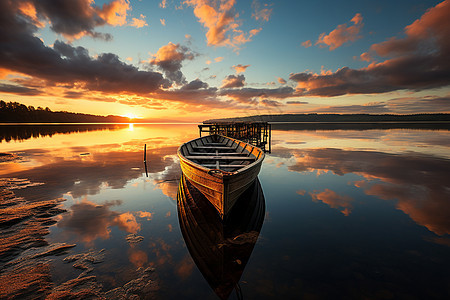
[179,135,263,173]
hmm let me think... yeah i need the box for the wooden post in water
[143,144,147,162]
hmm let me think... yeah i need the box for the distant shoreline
[204,113,450,124]
[0,122,201,125]
[268,121,450,124]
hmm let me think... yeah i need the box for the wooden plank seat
[187,151,246,156]
[203,142,227,146]
[185,155,255,160]
[192,145,237,150]
[200,164,250,168]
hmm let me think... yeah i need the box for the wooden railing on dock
[199,122,271,153]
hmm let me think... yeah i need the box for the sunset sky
[1,0,449,122]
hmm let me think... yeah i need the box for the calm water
[1,124,449,299]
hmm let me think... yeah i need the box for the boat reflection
[177,175,265,299]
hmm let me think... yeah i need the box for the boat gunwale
[177,134,265,176]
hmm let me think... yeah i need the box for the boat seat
[192,145,237,150]
[203,143,226,146]
[200,164,250,168]
[185,156,255,160]
[188,151,247,156]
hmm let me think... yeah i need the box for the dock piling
[198,122,271,153]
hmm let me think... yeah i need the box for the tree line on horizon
[0,100,128,123]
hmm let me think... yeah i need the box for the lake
[1,123,449,299]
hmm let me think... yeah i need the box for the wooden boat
[177,174,265,299]
[177,134,265,218]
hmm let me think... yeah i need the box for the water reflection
[272,146,450,236]
[1,124,449,299]
[56,200,143,245]
[177,175,265,299]
[0,124,126,143]
[1,142,179,201]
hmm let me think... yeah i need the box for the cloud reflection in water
[275,147,450,236]
[57,200,141,244]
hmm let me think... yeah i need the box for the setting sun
[122,113,141,120]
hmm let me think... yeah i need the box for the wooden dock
[198,122,271,153]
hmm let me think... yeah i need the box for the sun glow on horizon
[122,113,142,120]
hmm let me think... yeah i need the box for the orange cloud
[114,212,141,233]
[18,1,45,28]
[215,57,224,62]
[57,201,142,244]
[184,0,259,48]
[137,211,153,220]
[176,255,195,279]
[310,189,354,216]
[370,0,450,58]
[160,0,167,9]
[97,0,130,26]
[285,148,450,235]
[221,74,245,88]
[290,1,450,97]
[301,40,312,48]
[130,14,148,28]
[160,18,166,26]
[150,43,192,66]
[233,64,250,74]
[278,77,287,84]
[252,1,272,22]
[149,42,195,84]
[128,249,148,267]
[315,13,363,50]
[359,52,372,62]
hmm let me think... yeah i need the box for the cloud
[137,211,153,220]
[286,148,450,235]
[304,95,450,114]
[160,18,166,26]
[301,40,312,48]
[149,42,196,85]
[261,99,282,107]
[184,0,261,48]
[233,64,250,74]
[97,0,130,26]
[219,86,295,103]
[310,189,354,216]
[0,2,170,96]
[0,83,41,95]
[159,0,167,9]
[359,52,372,62]
[315,13,363,50]
[180,79,209,90]
[57,200,141,244]
[130,14,148,28]
[29,0,132,40]
[215,57,224,62]
[3,143,178,201]
[278,77,287,84]
[290,1,450,97]
[286,100,308,105]
[221,74,245,88]
[251,0,272,22]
